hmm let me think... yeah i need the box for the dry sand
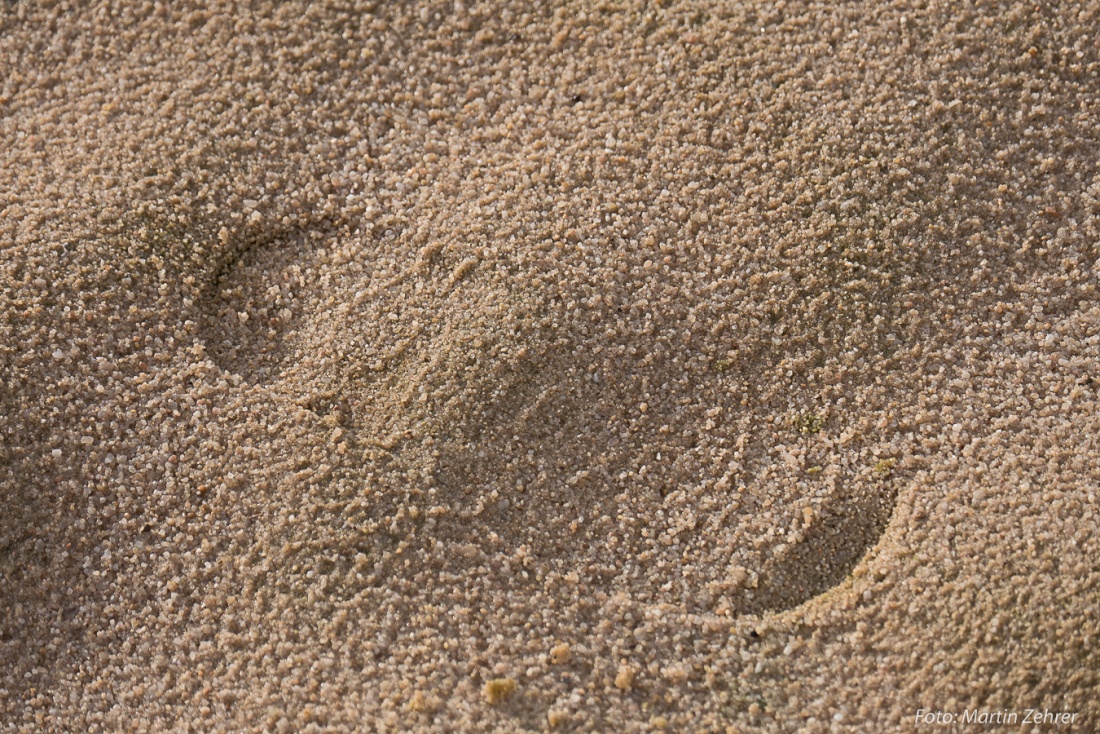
[2,1,1099,731]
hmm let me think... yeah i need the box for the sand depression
[2,1,1098,731]
[194,208,908,619]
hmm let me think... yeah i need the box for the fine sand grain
[2,1,1099,731]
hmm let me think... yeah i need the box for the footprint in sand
[195,205,908,618]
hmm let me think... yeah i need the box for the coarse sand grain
[2,1,1099,732]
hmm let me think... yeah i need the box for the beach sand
[1,1,1098,731]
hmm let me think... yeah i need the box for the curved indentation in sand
[198,232,313,384]
[746,477,899,615]
[419,344,903,617]
[195,234,902,617]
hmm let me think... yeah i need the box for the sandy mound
[2,1,1098,731]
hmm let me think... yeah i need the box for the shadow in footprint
[417,321,904,616]
[199,230,314,384]
[746,476,899,615]
[193,229,905,619]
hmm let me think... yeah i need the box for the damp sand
[1,2,1099,732]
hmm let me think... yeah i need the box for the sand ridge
[1,1,1099,731]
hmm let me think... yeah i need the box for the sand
[1,0,1098,731]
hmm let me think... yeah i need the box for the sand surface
[2,1,1099,731]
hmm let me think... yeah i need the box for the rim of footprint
[189,212,917,620]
